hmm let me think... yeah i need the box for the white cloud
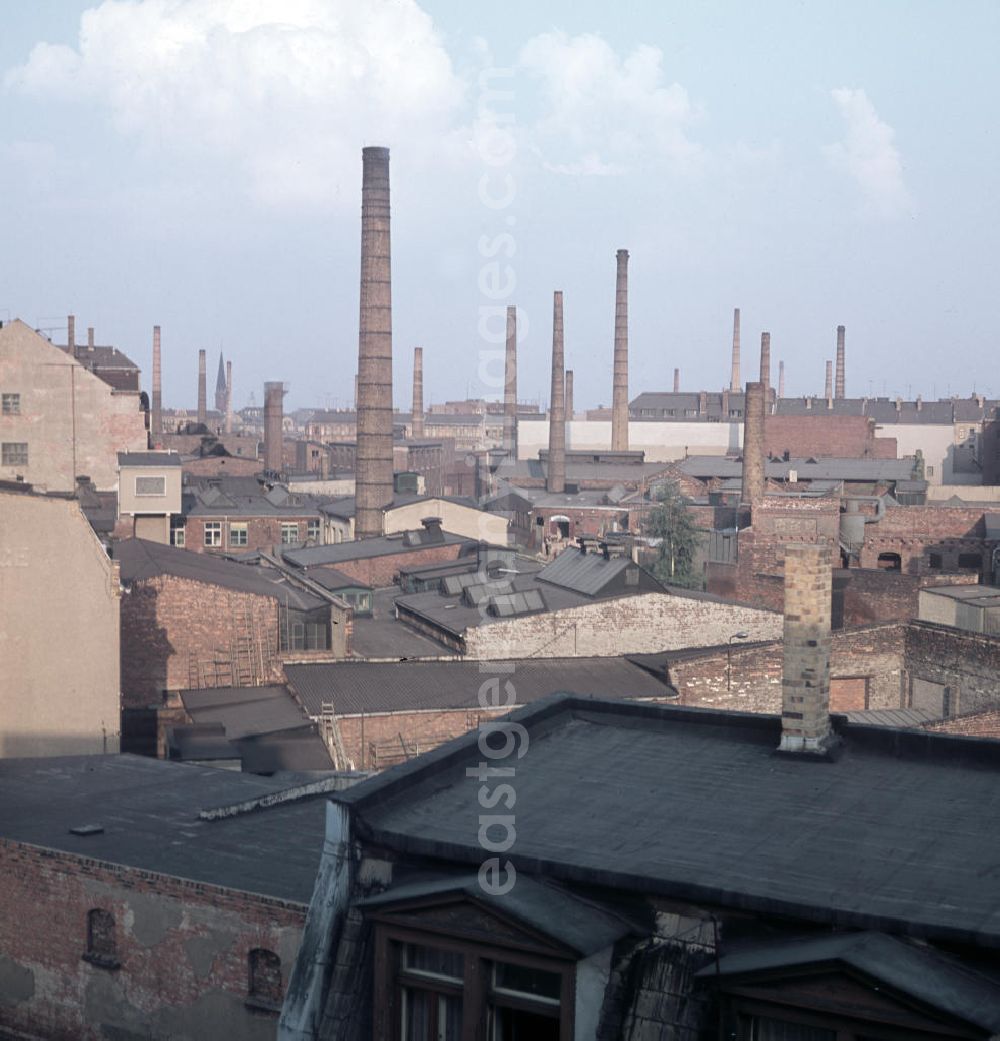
[518,31,701,176]
[825,88,911,217]
[4,0,465,209]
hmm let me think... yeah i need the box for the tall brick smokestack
[547,291,566,494]
[197,349,207,426]
[611,249,629,452]
[67,315,76,354]
[759,332,771,396]
[673,368,680,393]
[502,305,518,458]
[778,360,785,399]
[264,381,285,474]
[565,369,574,421]
[224,360,233,435]
[151,326,162,437]
[741,380,766,510]
[87,327,94,349]
[411,347,424,439]
[730,308,741,393]
[778,543,836,755]
[835,325,846,399]
[355,146,394,539]
[825,360,833,404]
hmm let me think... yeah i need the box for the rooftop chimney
[673,368,680,393]
[87,327,94,349]
[824,360,833,406]
[835,325,846,399]
[778,542,836,756]
[67,315,76,354]
[502,305,518,458]
[411,347,425,439]
[264,381,285,473]
[225,360,233,434]
[778,359,785,399]
[547,291,566,494]
[565,369,574,421]
[197,349,207,426]
[741,381,766,509]
[730,307,741,393]
[759,331,771,396]
[611,249,629,451]
[355,146,395,539]
[151,326,162,437]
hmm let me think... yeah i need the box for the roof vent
[69,824,104,836]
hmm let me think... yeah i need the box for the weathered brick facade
[311,543,467,588]
[764,414,896,460]
[183,515,321,555]
[0,840,304,1041]
[905,620,1000,716]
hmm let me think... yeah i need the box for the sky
[1,0,998,411]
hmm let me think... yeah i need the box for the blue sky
[1,1,998,410]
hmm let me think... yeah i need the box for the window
[83,909,119,969]
[170,519,186,547]
[230,521,248,547]
[737,1014,835,1040]
[247,948,282,1010]
[958,552,981,569]
[135,475,166,496]
[1,442,28,466]
[204,522,222,547]
[1,393,20,415]
[281,522,299,545]
[307,519,321,541]
[928,553,942,568]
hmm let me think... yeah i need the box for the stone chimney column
[503,305,518,458]
[673,368,680,393]
[825,360,833,406]
[741,381,766,509]
[151,326,162,437]
[835,325,846,399]
[225,360,233,434]
[264,381,285,474]
[778,543,836,755]
[611,249,629,451]
[759,332,771,395]
[565,369,574,422]
[197,349,207,426]
[67,315,76,354]
[778,360,785,399]
[411,347,425,439]
[730,307,741,393]
[547,291,566,494]
[355,145,395,539]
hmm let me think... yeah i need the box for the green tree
[646,482,701,588]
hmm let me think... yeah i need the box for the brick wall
[764,414,896,460]
[858,504,997,575]
[839,568,979,627]
[181,456,262,478]
[0,839,304,1041]
[904,621,1000,715]
[314,543,467,588]
[121,574,281,710]
[183,515,321,555]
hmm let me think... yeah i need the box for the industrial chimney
[225,360,233,435]
[151,326,163,437]
[759,332,771,396]
[825,360,833,406]
[197,349,207,426]
[565,369,574,422]
[264,381,285,474]
[741,381,766,510]
[354,146,395,539]
[87,327,95,349]
[835,325,846,399]
[215,353,227,413]
[730,308,741,394]
[673,368,680,393]
[547,291,566,494]
[778,542,836,756]
[778,360,785,399]
[67,315,76,354]
[502,305,518,458]
[611,249,629,452]
[411,347,425,439]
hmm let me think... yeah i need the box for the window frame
[1,393,20,416]
[281,521,300,545]
[203,521,222,547]
[307,518,321,541]
[134,475,166,497]
[229,521,249,547]
[1,442,28,466]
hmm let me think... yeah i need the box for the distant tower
[835,325,846,399]
[502,306,518,458]
[215,352,227,412]
[611,250,630,452]
[547,292,566,494]
[730,308,741,394]
[197,350,207,426]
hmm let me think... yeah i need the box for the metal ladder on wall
[320,701,349,769]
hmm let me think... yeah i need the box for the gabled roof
[536,548,660,597]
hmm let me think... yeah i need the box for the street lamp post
[727,632,749,692]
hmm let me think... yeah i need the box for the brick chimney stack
[502,305,518,458]
[197,349,207,426]
[547,291,566,494]
[411,347,424,439]
[151,326,162,437]
[67,315,76,354]
[730,307,741,393]
[611,249,629,451]
[778,542,836,756]
[778,359,785,399]
[264,381,285,473]
[355,145,394,539]
[673,368,680,393]
[87,327,95,349]
[825,360,833,406]
[835,325,846,399]
[759,332,771,396]
[741,381,766,510]
[565,369,574,421]
[224,360,233,435]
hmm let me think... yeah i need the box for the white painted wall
[517,419,740,462]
